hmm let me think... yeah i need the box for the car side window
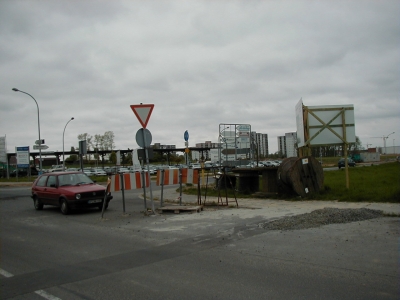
[36,176,48,187]
[47,175,57,187]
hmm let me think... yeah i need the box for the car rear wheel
[33,196,43,210]
[60,199,70,215]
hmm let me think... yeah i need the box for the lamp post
[218,125,229,166]
[63,117,75,171]
[12,88,43,172]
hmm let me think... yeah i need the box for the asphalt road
[0,185,398,300]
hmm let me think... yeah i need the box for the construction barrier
[109,172,150,192]
[181,168,199,184]
[156,168,199,186]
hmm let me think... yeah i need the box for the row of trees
[77,131,115,152]
[67,131,186,165]
[64,131,116,164]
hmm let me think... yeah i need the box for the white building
[251,132,269,158]
[277,132,297,157]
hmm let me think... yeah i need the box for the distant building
[277,136,286,156]
[195,141,220,149]
[153,143,176,150]
[277,132,297,157]
[194,141,220,161]
[251,132,269,158]
[193,132,269,163]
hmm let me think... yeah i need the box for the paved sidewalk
[145,187,400,217]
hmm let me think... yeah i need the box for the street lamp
[12,88,43,172]
[218,126,229,166]
[63,117,75,171]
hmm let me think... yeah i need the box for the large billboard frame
[218,123,252,166]
[296,101,356,189]
[297,103,355,148]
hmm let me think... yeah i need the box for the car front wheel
[60,199,70,215]
[33,196,43,210]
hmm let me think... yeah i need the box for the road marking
[35,290,62,300]
[0,268,13,277]
[0,269,61,300]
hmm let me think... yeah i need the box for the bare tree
[78,132,115,163]
[103,131,115,151]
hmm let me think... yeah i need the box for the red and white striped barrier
[156,168,199,186]
[109,172,150,192]
[181,168,199,184]
[156,169,179,186]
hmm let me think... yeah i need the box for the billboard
[16,146,30,168]
[219,123,252,164]
[297,103,356,147]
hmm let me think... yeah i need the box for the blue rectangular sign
[16,146,30,168]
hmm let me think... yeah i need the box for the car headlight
[75,194,81,200]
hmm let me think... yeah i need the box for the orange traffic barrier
[156,168,199,186]
[109,172,150,192]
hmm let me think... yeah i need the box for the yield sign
[130,104,154,128]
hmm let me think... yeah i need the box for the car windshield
[58,173,94,186]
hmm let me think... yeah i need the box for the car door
[33,175,50,204]
[41,175,60,205]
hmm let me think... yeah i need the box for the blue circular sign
[184,130,189,141]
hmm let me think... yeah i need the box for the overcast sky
[1,0,399,156]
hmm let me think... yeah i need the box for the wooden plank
[157,206,203,214]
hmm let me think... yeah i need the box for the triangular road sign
[130,104,154,128]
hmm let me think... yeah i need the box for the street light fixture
[12,88,43,172]
[218,126,230,166]
[63,117,75,171]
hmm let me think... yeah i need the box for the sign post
[131,104,155,213]
[184,130,189,165]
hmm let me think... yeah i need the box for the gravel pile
[261,207,384,231]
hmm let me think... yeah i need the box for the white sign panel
[295,99,305,147]
[307,104,356,146]
[16,146,30,168]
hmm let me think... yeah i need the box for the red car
[31,171,113,215]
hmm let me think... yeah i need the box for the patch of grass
[0,177,36,183]
[309,162,400,203]
[182,162,400,203]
